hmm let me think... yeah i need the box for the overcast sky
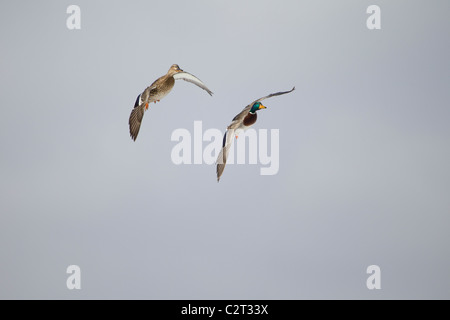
[0,0,449,299]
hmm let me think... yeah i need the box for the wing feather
[251,86,295,105]
[173,71,213,96]
[216,128,235,182]
[128,102,146,141]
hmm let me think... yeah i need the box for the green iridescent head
[250,102,267,114]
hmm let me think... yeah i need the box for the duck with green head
[216,87,295,182]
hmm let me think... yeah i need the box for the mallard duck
[216,87,295,182]
[129,64,213,141]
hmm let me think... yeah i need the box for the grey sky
[0,0,449,299]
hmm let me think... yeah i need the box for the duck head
[249,102,267,114]
[168,64,183,76]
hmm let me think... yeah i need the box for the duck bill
[259,104,267,109]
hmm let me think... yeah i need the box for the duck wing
[216,128,235,182]
[173,71,213,96]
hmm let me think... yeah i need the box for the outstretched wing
[250,86,295,105]
[216,128,235,182]
[173,71,213,96]
[128,85,159,141]
[128,102,146,141]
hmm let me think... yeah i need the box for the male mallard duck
[216,87,295,182]
[129,64,213,141]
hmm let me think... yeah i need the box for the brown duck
[129,64,213,141]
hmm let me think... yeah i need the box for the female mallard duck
[216,87,295,182]
[129,64,213,141]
